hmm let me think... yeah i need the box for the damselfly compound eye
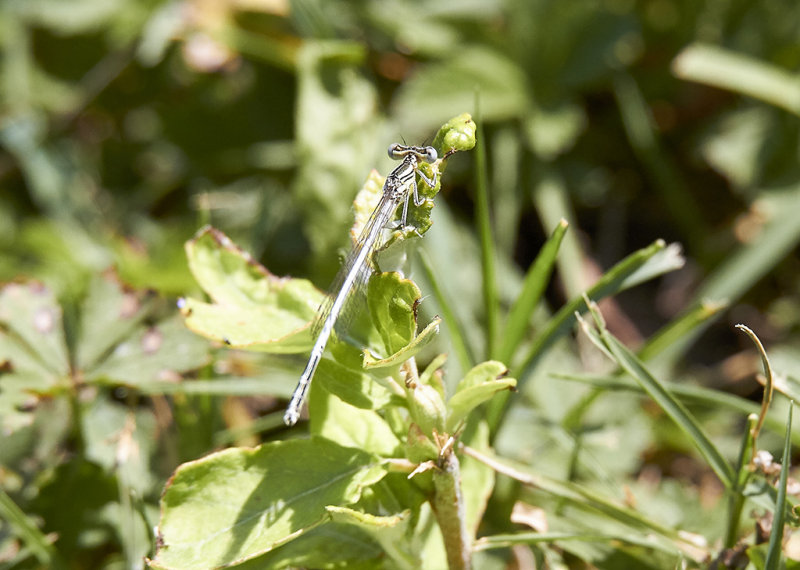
[423,146,438,163]
[388,143,403,160]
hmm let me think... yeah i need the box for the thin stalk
[724,415,757,548]
[473,116,499,359]
[432,449,471,570]
[765,404,793,570]
[418,249,475,372]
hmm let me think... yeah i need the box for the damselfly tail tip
[283,408,300,426]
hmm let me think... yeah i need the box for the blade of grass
[0,488,62,568]
[461,444,708,561]
[473,112,499,359]
[736,324,774,444]
[579,303,735,488]
[418,248,475,373]
[474,531,682,555]
[561,298,728,439]
[725,414,758,548]
[497,219,568,365]
[672,43,800,116]
[514,239,682,379]
[764,404,792,570]
[637,300,727,361]
[556,373,800,443]
[487,239,684,433]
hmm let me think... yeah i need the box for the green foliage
[151,116,511,568]
[0,275,209,567]
[180,227,321,351]
[152,439,388,569]
[2,1,800,568]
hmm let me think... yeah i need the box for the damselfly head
[388,143,438,163]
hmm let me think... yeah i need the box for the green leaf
[455,360,509,393]
[363,318,441,371]
[461,446,709,561]
[228,523,383,569]
[0,283,70,432]
[310,391,402,457]
[75,273,159,370]
[79,398,159,494]
[182,226,321,352]
[179,297,313,352]
[394,47,529,132]
[0,282,69,377]
[514,239,685,377]
[523,102,585,160]
[85,315,209,386]
[579,304,735,488]
[152,438,387,570]
[447,362,516,433]
[489,239,686,432]
[326,506,418,569]
[367,272,420,356]
[293,40,380,268]
[314,357,396,413]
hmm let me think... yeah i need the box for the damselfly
[283,143,439,426]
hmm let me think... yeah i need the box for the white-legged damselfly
[283,143,439,425]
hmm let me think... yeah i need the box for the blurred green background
[3,0,800,340]
[2,0,800,567]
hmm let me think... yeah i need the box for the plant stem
[432,448,471,570]
[473,116,499,360]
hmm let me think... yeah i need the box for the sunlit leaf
[367,271,420,356]
[326,506,418,568]
[447,362,516,432]
[182,226,321,352]
[152,438,387,569]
